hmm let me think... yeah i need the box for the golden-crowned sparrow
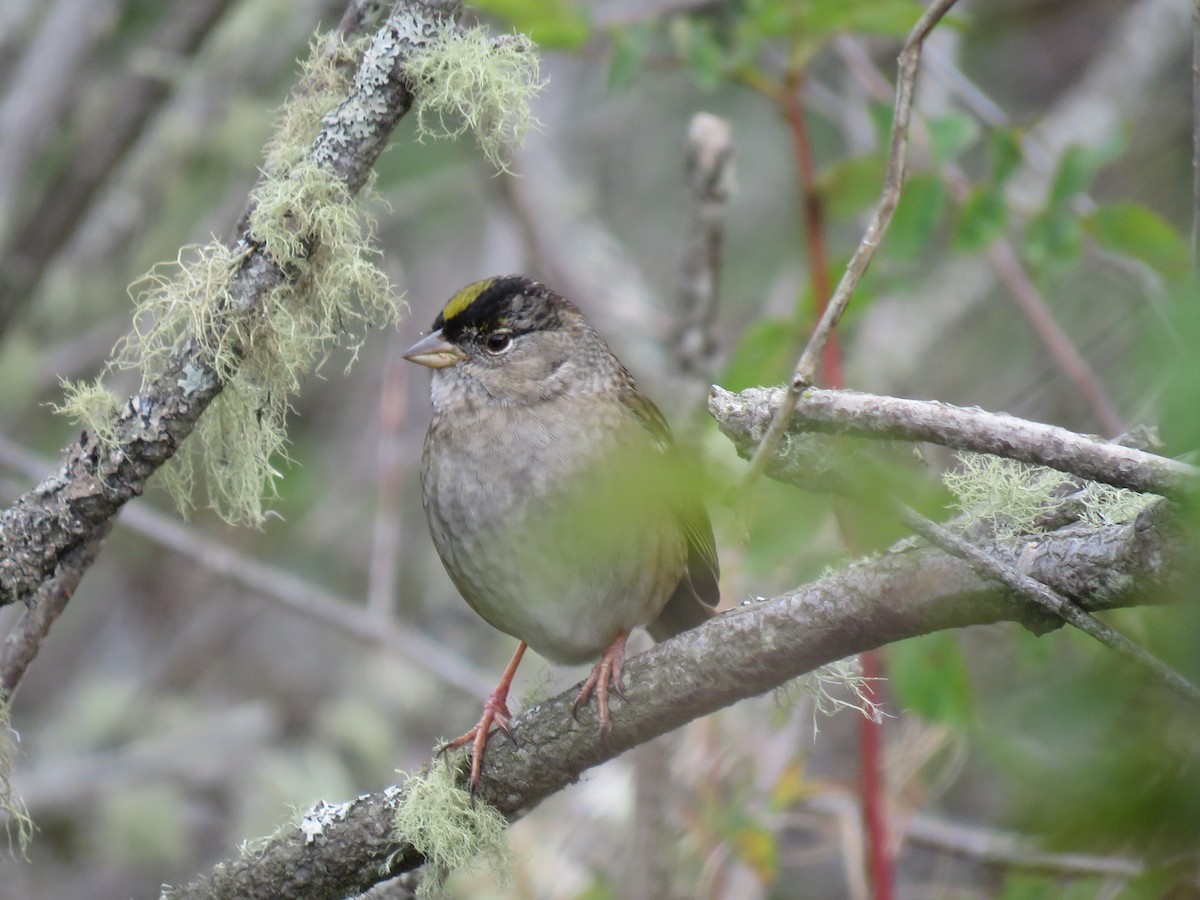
[404,275,720,787]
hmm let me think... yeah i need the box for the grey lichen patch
[55,30,402,526]
[393,760,510,898]
[0,699,32,856]
[943,453,1074,537]
[404,23,543,170]
[264,33,365,172]
[299,798,352,843]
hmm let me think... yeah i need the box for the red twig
[781,75,844,386]
[783,71,890,900]
[858,648,892,900]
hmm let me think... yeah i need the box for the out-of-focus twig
[780,74,842,386]
[0,0,236,337]
[367,345,408,620]
[0,0,117,250]
[740,0,961,495]
[673,112,734,385]
[986,241,1124,436]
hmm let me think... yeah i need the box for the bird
[404,275,720,789]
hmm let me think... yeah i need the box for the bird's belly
[429,485,686,664]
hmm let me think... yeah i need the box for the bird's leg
[573,630,629,734]
[441,641,527,791]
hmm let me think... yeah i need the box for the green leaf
[884,173,947,259]
[886,632,973,726]
[952,186,1007,252]
[868,101,894,146]
[670,18,725,89]
[1023,209,1083,271]
[928,112,980,164]
[606,25,651,91]
[472,0,591,49]
[990,127,1023,186]
[1084,202,1190,279]
[818,153,886,219]
[1047,140,1122,207]
[748,0,923,39]
[722,317,800,393]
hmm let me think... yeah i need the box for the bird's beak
[402,330,467,369]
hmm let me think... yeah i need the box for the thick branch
[709,386,1197,499]
[0,1,454,607]
[172,509,1185,898]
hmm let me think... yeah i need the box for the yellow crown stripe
[441,277,497,323]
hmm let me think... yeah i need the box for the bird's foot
[440,642,527,792]
[573,630,629,734]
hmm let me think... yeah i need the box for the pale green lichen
[51,377,124,449]
[0,699,33,857]
[393,761,510,898]
[1077,481,1156,526]
[56,32,401,526]
[405,24,544,170]
[942,453,1074,537]
[943,452,1154,537]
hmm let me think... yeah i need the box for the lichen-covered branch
[709,385,1198,499]
[169,507,1186,899]
[0,1,458,606]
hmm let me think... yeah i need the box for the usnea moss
[393,760,510,898]
[56,17,544,525]
[405,24,543,169]
[0,699,32,856]
[943,452,1154,537]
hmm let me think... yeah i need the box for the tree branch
[709,386,1197,499]
[0,0,457,607]
[171,507,1186,898]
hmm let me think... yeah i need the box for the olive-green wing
[621,389,720,639]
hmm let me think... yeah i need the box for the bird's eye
[484,331,513,354]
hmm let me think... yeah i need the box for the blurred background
[0,0,1197,897]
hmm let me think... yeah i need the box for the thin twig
[895,502,1200,710]
[740,0,960,495]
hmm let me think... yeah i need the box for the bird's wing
[622,389,721,611]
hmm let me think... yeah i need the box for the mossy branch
[0,0,544,605]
